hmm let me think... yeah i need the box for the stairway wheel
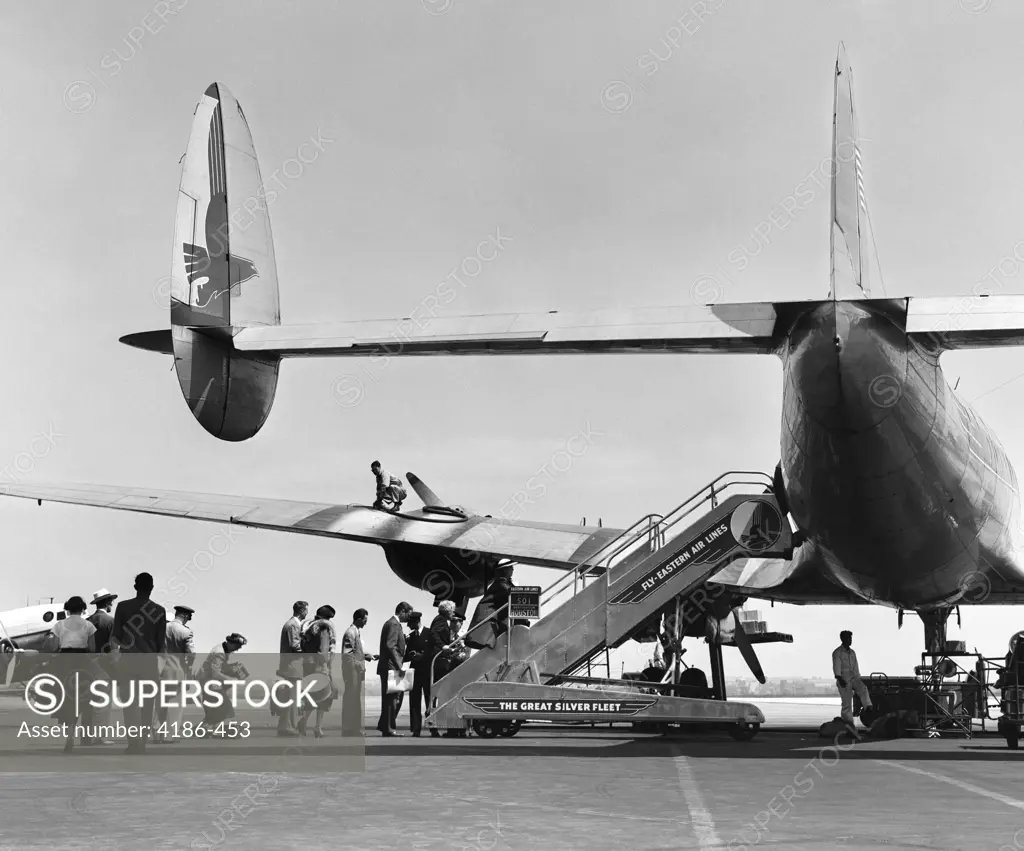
[498,720,522,737]
[727,721,760,741]
[472,720,501,739]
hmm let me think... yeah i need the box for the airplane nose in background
[787,301,904,433]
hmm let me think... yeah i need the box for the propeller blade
[406,472,445,508]
[731,613,766,684]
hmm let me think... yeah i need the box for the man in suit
[376,601,413,736]
[111,572,167,754]
[81,588,117,745]
[403,612,428,736]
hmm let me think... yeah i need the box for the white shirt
[51,614,96,650]
[832,645,861,680]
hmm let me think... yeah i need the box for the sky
[2,0,1024,680]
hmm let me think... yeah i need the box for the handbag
[387,667,413,694]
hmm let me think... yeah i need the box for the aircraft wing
[709,544,870,605]
[906,295,1024,349]
[122,303,786,357]
[0,482,624,571]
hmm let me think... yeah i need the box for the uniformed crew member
[155,605,196,742]
[82,588,118,745]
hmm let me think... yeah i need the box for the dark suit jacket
[422,614,453,674]
[88,609,115,654]
[111,596,167,654]
[404,627,429,670]
[377,616,406,675]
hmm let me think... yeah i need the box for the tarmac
[1,695,1022,850]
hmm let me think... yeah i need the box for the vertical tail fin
[830,42,877,300]
[170,83,282,328]
[168,82,282,441]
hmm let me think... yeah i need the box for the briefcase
[387,668,413,694]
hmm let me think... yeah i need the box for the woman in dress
[197,633,247,734]
[297,605,337,738]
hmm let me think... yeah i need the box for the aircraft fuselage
[780,300,1022,610]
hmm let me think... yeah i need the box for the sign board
[509,585,541,619]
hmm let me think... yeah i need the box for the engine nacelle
[381,542,494,610]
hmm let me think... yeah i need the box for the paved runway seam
[671,747,720,849]
[875,759,1024,812]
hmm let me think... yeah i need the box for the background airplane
[0,602,67,685]
[5,45,1024,668]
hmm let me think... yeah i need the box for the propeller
[705,603,766,684]
[406,472,445,507]
[729,612,766,684]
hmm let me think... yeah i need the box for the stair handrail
[534,472,777,659]
[578,470,774,578]
[543,470,775,609]
[542,512,663,607]
[604,470,774,573]
[431,470,776,693]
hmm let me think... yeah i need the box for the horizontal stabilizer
[227,303,782,357]
[906,295,1024,349]
[120,330,174,354]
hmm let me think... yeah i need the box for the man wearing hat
[81,589,118,745]
[88,589,117,656]
[403,612,428,736]
[155,605,196,742]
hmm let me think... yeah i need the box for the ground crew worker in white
[833,629,872,725]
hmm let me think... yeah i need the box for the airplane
[0,602,69,685]
[5,43,1024,684]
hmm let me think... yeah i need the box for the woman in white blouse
[42,596,101,753]
[43,596,98,653]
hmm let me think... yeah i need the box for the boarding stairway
[427,471,794,738]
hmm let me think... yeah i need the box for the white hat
[90,588,118,606]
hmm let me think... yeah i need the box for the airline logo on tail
[179,95,261,312]
[182,241,259,309]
